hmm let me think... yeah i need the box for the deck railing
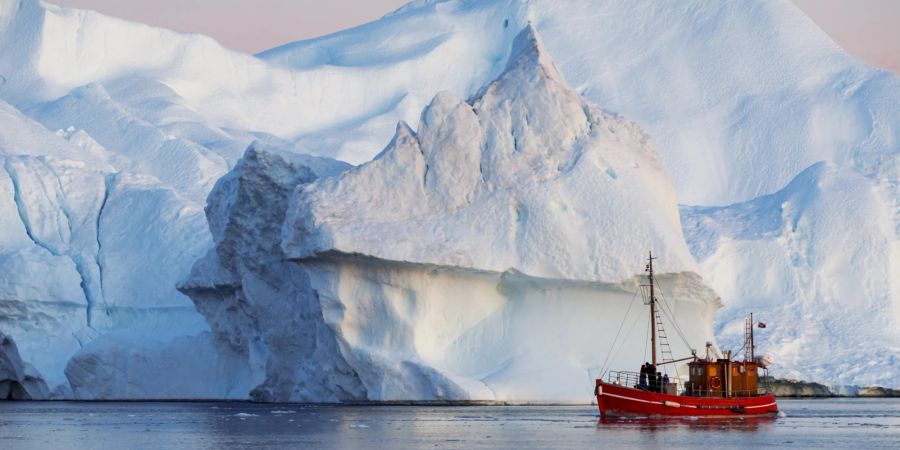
[603,370,771,398]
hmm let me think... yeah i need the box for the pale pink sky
[52,0,900,74]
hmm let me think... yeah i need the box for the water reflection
[598,415,778,433]
[0,400,896,450]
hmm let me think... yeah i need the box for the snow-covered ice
[282,25,697,280]
[182,26,720,402]
[681,162,900,387]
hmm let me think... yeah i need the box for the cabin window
[708,366,717,376]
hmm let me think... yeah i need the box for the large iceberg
[181,26,720,402]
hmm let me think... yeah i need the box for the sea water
[0,399,897,449]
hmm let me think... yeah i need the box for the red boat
[594,252,778,418]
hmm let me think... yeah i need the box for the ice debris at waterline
[179,26,720,402]
[0,333,48,400]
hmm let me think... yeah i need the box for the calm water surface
[0,399,898,449]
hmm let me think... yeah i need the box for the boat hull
[595,380,778,418]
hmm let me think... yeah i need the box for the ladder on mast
[656,310,675,365]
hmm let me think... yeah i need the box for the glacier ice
[0,97,241,398]
[681,162,900,387]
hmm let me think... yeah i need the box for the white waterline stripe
[602,392,694,407]
[601,392,776,410]
[744,402,777,409]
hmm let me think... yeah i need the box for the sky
[51,0,900,74]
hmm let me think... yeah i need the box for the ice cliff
[179,147,364,402]
[181,26,720,402]
[0,101,252,398]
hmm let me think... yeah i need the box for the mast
[750,312,755,361]
[648,251,657,367]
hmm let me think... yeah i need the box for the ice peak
[375,121,418,160]
[503,24,566,85]
[472,23,583,121]
[394,120,416,139]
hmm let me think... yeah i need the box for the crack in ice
[4,158,64,257]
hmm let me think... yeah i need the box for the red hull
[595,380,778,418]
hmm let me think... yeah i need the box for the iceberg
[182,26,720,402]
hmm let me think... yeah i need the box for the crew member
[639,363,649,390]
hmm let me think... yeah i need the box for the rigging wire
[656,291,687,345]
[643,307,650,363]
[654,300,687,374]
[654,280,694,351]
[653,279,697,382]
[599,269,703,383]
[598,289,640,378]
[606,302,648,377]
[657,301,691,352]
[657,305,681,380]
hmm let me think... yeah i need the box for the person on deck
[662,373,670,393]
[639,363,649,390]
[655,372,663,393]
